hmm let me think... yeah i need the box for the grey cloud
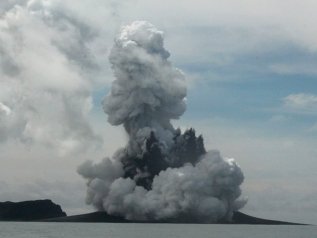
[0,47,21,77]
[78,21,246,222]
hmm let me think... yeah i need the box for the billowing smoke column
[78,21,246,223]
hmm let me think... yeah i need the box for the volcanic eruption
[78,21,246,223]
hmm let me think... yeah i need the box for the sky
[0,0,316,224]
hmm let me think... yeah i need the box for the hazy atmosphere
[0,0,316,224]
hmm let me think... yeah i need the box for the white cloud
[283,93,317,113]
[0,102,11,116]
[0,1,112,154]
[118,0,317,52]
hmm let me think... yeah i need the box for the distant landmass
[0,200,66,221]
[0,200,305,225]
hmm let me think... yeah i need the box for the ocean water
[0,222,315,238]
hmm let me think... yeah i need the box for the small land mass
[0,200,66,221]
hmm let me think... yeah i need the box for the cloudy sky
[0,0,316,224]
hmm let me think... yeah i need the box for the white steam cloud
[0,0,104,154]
[78,21,246,223]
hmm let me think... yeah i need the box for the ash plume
[78,21,246,223]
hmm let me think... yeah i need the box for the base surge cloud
[78,21,246,223]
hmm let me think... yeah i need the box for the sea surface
[0,222,315,238]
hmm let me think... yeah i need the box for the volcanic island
[0,22,307,226]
